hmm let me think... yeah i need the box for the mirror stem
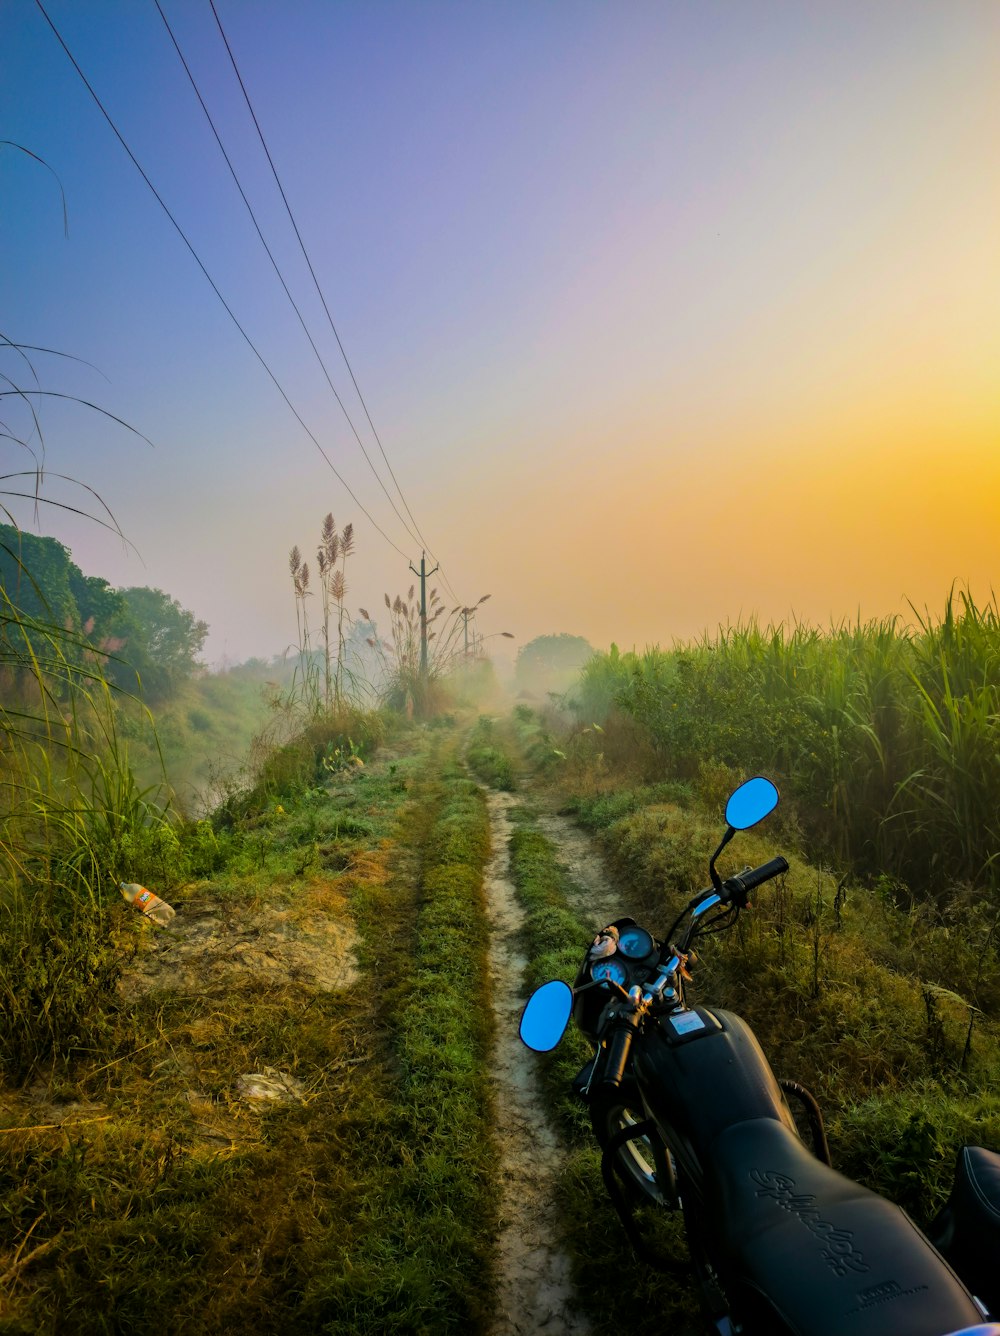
[708,826,735,892]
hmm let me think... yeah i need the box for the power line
[152,0,425,552]
[34,0,413,561]
[206,0,465,607]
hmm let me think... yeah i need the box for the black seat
[930,1145,1000,1318]
[706,1117,983,1336]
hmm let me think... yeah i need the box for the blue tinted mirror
[519,980,573,1052]
[725,776,779,831]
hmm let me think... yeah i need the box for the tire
[590,1084,676,1207]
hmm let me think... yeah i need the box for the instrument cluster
[587,920,659,989]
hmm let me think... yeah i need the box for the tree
[0,526,78,630]
[515,633,596,695]
[107,587,209,700]
[0,525,131,697]
[0,528,208,702]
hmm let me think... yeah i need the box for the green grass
[0,724,503,1334]
[309,744,499,1333]
[464,714,515,790]
[0,986,385,1335]
[573,589,1000,895]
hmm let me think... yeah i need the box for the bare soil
[484,790,592,1336]
[119,880,360,1001]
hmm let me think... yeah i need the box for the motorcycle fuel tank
[633,1006,798,1166]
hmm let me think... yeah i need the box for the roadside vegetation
[465,714,515,791]
[0,482,504,1330]
[570,590,1000,894]
[510,630,998,1223]
[0,704,503,1332]
[6,452,1000,1335]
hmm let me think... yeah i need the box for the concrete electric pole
[409,552,439,678]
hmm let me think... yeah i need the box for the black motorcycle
[520,776,1000,1336]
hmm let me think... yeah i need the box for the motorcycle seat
[707,1116,984,1336]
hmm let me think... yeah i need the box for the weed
[466,715,515,790]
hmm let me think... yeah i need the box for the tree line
[0,523,208,703]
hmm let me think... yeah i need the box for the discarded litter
[119,881,176,926]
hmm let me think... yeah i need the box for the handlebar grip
[602,1020,636,1089]
[725,856,789,904]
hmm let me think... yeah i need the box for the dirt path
[483,791,591,1336]
[532,811,620,930]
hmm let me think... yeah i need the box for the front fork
[573,1053,735,1327]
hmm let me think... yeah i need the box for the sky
[2,0,999,668]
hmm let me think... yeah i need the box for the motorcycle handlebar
[722,855,789,905]
[601,1014,639,1089]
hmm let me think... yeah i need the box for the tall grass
[574,589,1000,893]
[367,586,497,718]
[0,333,176,1080]
[0,582,180,1078]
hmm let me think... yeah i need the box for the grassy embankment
[0,720,499,1334]
[571,590,1000,896]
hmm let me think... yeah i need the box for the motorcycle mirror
[725,776,779,831]
[519,979,573,1052]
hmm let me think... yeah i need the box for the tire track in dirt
[532,811,620,930]
[484,790,592,1336]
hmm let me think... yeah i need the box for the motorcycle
[519,776,1000,1336]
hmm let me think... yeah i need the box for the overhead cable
[153,0,424,551]
[207,0,464,606]
[34,0,412,560]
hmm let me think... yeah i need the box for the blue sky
[3,1,999,664]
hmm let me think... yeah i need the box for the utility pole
[461,608,472,659]
[409,551,439,678]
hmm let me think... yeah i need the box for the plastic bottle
[118,881,176,926]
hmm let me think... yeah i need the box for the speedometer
[591,959,627,986]
[591,958,628,987]
[618,926,654,960]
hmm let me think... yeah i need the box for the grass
[308,740,499,1333]
[0,723,500,1333]
[465,714,515,791]
[572,589,1000,895]
[1,987,381,1334]
[0,673,174,1081]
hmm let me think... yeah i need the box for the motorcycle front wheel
[590,1085,676,1208]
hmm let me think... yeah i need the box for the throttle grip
[602,1019,637,1089]
[741,855,789,891]
[725,855,789,904]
